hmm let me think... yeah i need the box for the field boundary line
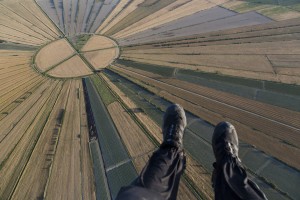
[42,81,71,199]
[119,56,280,75]
[109,67,297,199]
[101,70,207,199]
[0,3,51,42]
[85,0,102,33]
[0,78,45,117]
[19,2,59,38]
[122,26,300,47]
[43,53,77,73]
[80,46,119,53]
[79,83,85,200]
[8,82,63,200]
[0,78,48,143]
[65,37,97,72]
[83,78,111,199]
[100,72,161,147]
[0,23,45,42]
[91,75,135,167]
[116,66,300,132]
[33,0,64,36]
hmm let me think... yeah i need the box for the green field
[114,59,300,111]
[104,68,299,199]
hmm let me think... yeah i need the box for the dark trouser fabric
[116,146,186,200]
[212,156,268,200]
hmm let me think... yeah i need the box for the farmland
[120,17,300,84]
[1,0,300,199]
[33,34,119,77]
[104,67,299,199]
[35,39,75,72]
[222,0,300,21]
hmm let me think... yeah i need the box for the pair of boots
[116,104,267,200]
[162,104,267,200]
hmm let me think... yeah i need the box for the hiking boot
[212,121,239,164]
[162,104,187,148]
[211,122,268,200]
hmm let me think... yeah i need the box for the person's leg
[212,122,268,200]
[136,104,187,199]
[116,104,187,200]
[136,145,186,199]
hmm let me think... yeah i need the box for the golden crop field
[47,55,93,78]
[0,0,299,199]
[81,35,117,52]
[35,39,75,71]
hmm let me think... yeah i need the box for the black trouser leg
[135,146,186,200]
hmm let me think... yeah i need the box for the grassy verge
[114,60,300,111]
[89,140,111,200]
[69,34,92,51]
[90,74,116,106]
[102,69,208,199]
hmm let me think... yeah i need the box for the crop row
[10,81,70,199]
[0,80,62,199]
[89,140,110,200]
[0,1,59,45]
[0,80,55,144]
[100,71,208,199]
[118,8,272,45]
[83,78,109,200]
[96,0,132,33]
[0,77,45,121]
[103,69,281,199]
[103,69,215,198]
[117,6,235,45]
[0,70,40,93]
[20,1,60,37]
[121,53,273,72]
[104,0,176,36]
[222,0,300,21]
[113,0,223,40]
[162,78,300,129]
[20,0,59,38]
[122,38,300,55]
[90,0,121,33]
[0,27,42,46]
[112,66,300,166]
[0,78,96,199]
[11,81,63,200]
[115,59,300,97]
[35,0,61,33]
[0,75,44,107]
[36,0,118,37]
[47,55,93,78]
[119,49,300,85]
[121,19,299,52]
[45,80,87,199]
[106,68,299,199]
[83,76,137,199]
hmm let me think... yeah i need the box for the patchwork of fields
[0,0,299,199]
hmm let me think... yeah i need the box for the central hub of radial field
[34,35,119,78]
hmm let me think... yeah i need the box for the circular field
[34,35,119,78]
[1,1,300,200]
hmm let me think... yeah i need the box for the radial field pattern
[0,0,300,199]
